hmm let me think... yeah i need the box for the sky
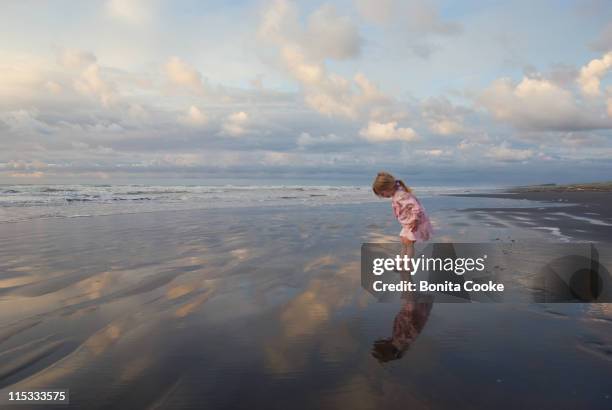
[1,0,612,186]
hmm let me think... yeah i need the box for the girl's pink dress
[391,187,434,242]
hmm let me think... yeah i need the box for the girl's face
[378,187,395,198]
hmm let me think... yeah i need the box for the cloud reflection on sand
[264,258,365,376]
[0,199,611,408]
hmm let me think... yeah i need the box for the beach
[1,186,612,409]
[449,184,612,243]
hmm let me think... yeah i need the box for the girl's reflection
[371,277,433,362]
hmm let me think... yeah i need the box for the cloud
[355,0,462,58]
[359,121,417,142]
[260,0,362,62]
[485,142,533,162]
[69,142,115,155]
[421,97,466,136]
[577,51,612,97]
[479,75,611,131]
[45,81,63,94]
[399,0,462,36]
[2,2,612,184]
[429,119,463,136]
[73,64,118,107]
[58,49,97,69]
[297,132,349,148]
[221,111,249,136]
[306,4,362,60]
[356,0,460,34]
[7,159,48,170]
[480,52,612,131]
[300,69,390,119]
[8,171,45,178]
[1,109,48,132]
[260,151,295,166]
[179,106,208,127]
[559,132,606,147]
[165,56,207,93]
[127,103,149,121]
[546,63,580,88]
[259,1,391,120]
[158,153,203,167]
[0,55,51,103]
[354,0,395,24]
[87,122,124,133]
[416,148,446,157]
[106,0,155,24]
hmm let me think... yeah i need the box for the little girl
[372,171,434,267]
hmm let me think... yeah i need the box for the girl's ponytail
[396,179,412,193]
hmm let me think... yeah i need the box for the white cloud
[86,122,124,133]
[354,0,462,58]
[356,0,460,35]
[158,153,203,167]
[106,0,154,24]
[303,71,389,119]
[416,149,445,157]
[222,111,249,136]
[165,56,206,93]
[479,75,609,131]
[401,0,462,36]
[1,109,51,132]
[559,132,606,147]
[128,103,149,121]
[45,81,62,94]
[306,4,362,60]
[421,97,466,136]
[359,121,417,142]
[179,106,208,127]
[297,132,347,147]
[259,1,390,120]
[354,0,395,24]
[485,142,533,162]
[7,159,48,170]
[261,151,294,166]
[480,52,612,131]
[58,49,97,69]
[9,171,45,178]
[260,0,361,62]
[271,45,390,119]
[429,119,463,135]
[73,64,118,107]
[577,51,612,97]
[2,2,612,183]
[0,55,49,102]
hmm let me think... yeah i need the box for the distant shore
[510,181,612,193]
[447,182,612,243]
[448,182,612,205]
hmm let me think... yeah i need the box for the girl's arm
[396,193,422,231]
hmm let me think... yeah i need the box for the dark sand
[1,196,612,409]
[447,190,612,243]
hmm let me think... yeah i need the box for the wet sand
[1,196,612,409]
[447,190,612,243]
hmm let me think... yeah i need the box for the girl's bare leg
[401,237,415,274]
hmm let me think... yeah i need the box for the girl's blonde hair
[372,171,411,196]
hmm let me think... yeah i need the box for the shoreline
[446,183,612,243]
